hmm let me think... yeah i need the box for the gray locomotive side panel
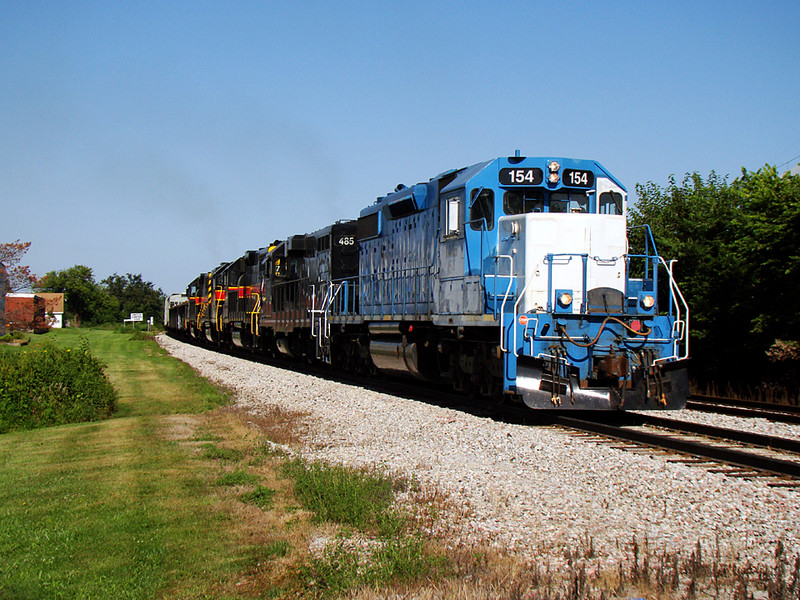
[358,183,438,320]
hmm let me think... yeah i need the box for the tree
[36,265,117,326]
[630,166,800,391]
[729,166,800,344]
[102,273,165,324]
[0,240,37,291]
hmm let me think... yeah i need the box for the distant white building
[791,164,800,176]
[38,293,65,328]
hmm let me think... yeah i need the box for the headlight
[548,161,560,184]
[558,292,573,307]
[640,295,655,310]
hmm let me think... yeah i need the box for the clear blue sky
[2,1,799,294]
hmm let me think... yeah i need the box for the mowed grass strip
[0,418,238,599]
[26,328,230,416]
[1,329,460,599]
[0,329,255,599]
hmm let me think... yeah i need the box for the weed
[200,442,243,462]
[129,330,156,341]
[216,469,259,487]
[263,539,290,559]
[240,485,277,510]
[283,458,402,535]
[191,430,222,442]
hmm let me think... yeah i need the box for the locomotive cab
[484,158,689,409]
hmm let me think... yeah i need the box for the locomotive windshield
[599,191,624,215]
[502,190,592,214]
[503,190,544,214]
[549,191,589,213]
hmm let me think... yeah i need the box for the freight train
[166,153,689,410]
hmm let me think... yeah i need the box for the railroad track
[552,413,800,485]
[166,333,800,485]
[687,394,800,425]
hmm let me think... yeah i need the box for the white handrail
[494,255,515,353]
[654,257,690,363]
[512,277,536,357]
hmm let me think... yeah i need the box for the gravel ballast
[158,335,799,569]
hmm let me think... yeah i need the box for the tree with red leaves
[0,240,37,292]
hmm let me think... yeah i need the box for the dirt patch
[160,414,200,441]
[229,403,311,448]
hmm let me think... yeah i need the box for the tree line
[36,268,165,326]
[4,163,799,390]
[629,165,800,393]
[0,242,164,327]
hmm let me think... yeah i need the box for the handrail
[512,276,536,357]
[356,263,433,318]
[311,282,343,343]
[545,253,588,313]
[248,292,260,336]
[654,257,690,363]
[196,293,209,330]
[493,254,516,353]
[487,254,514,318]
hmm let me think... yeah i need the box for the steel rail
[686,398,800,425]
[689,394,800,414]
[553,416,800,479]
[629,414,800,454]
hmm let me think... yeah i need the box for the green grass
[283,458,446,596]
[0,329,247,599]
[215,469,259,487]
[0,417,243,599]
[24,328,230,417]
[0,329,449,599]
[283,459,398,532]
[240,485,277,510]
[201,442,244,462]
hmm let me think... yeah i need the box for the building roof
[37,292,65,313]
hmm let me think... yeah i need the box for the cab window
[550,192,588,213]
[503,190,544,215]
[469,188,494,231]
[599,191,623,215]
[444,194,461,237]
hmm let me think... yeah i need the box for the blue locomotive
[167,153,689,410]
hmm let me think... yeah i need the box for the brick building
[5,293,49,334]
[0,262,7,335]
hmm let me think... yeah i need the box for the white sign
[130,313,144,322]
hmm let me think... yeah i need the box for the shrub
[0,331,29,344]
[0,339,117,433]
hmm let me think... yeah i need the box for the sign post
[124,313,144,328]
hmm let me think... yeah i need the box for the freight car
[167,153,689,410]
